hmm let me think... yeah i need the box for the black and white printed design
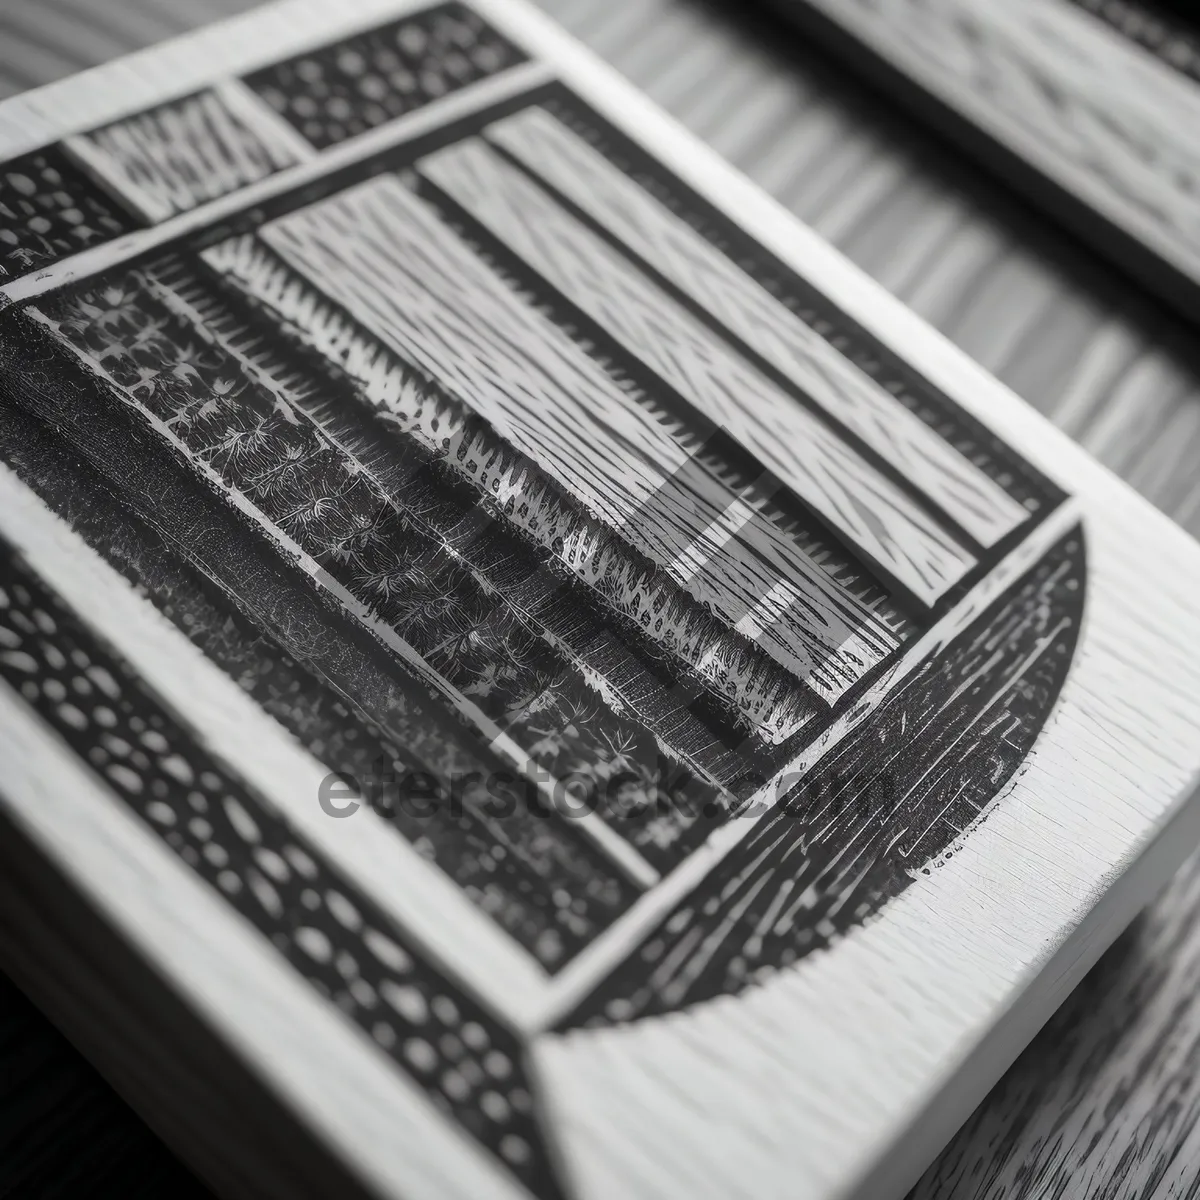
[71,87,305,223]
[245,2,527,150]
[0,3,1084,1196]
[0,147,131,278]
[0,539,556,1193]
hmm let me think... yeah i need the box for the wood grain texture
[482,108,1028,549]
[4,2,1200,1200]
[260,173,950,657]
[411,144,978,608]
[774,0,1200,317]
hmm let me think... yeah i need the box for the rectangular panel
[201,235,835,744]
[68,84,306,223]
[259,177,923,698]
[243,1,527,150]
[487,107,1028,548]
[0,145,131,279]
[158,254,796,771]
[8,8,1196,1200]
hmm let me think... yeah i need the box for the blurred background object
[761,0,1200,321]
[4,2,1200,1198]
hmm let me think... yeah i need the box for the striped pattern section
[255,176,913,686]
[204,232,901,716]
[70,85,302,222]
[30,270,629,868]
[484,108,1029,549]
[165,254,807,769]
[199,234,832,740]
[0,323,643,972]
[31,263,760,880]
[419,138,980,604]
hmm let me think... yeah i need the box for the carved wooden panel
[0,3,1198,1200]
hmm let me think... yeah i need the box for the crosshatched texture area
[0,304,642,971]
[0,147,131,278]
[30,262,740,872]
[244,2,527,150]
[200,230,840,750]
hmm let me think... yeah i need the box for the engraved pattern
[0,147,130,279]
[33,266,746,873]
[244,2,526,150]
[202,232,839,745]
[76,87,300,221]
[564,529,1084,1027]
[479,110,1029,549]
[541,93,1064,522]
[0,11,1088,1198]
[0,326,640,969]
[0,537,559,1194]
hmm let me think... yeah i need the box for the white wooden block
[0,3,1198,1200]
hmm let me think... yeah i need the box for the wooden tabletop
[3,1,1200,1197]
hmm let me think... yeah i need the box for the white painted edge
[0,683,533,1200]
[0,462,554,1032]
[0,0,444,159]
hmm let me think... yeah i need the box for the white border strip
[0,683,531,1200]
[0,0,442,160]
[0,463,553,1032]
[1,61,554,308]
[533,497,1084,1025]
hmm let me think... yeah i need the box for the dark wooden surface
[0,970,212,1198]
[4,1,1200,1198]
